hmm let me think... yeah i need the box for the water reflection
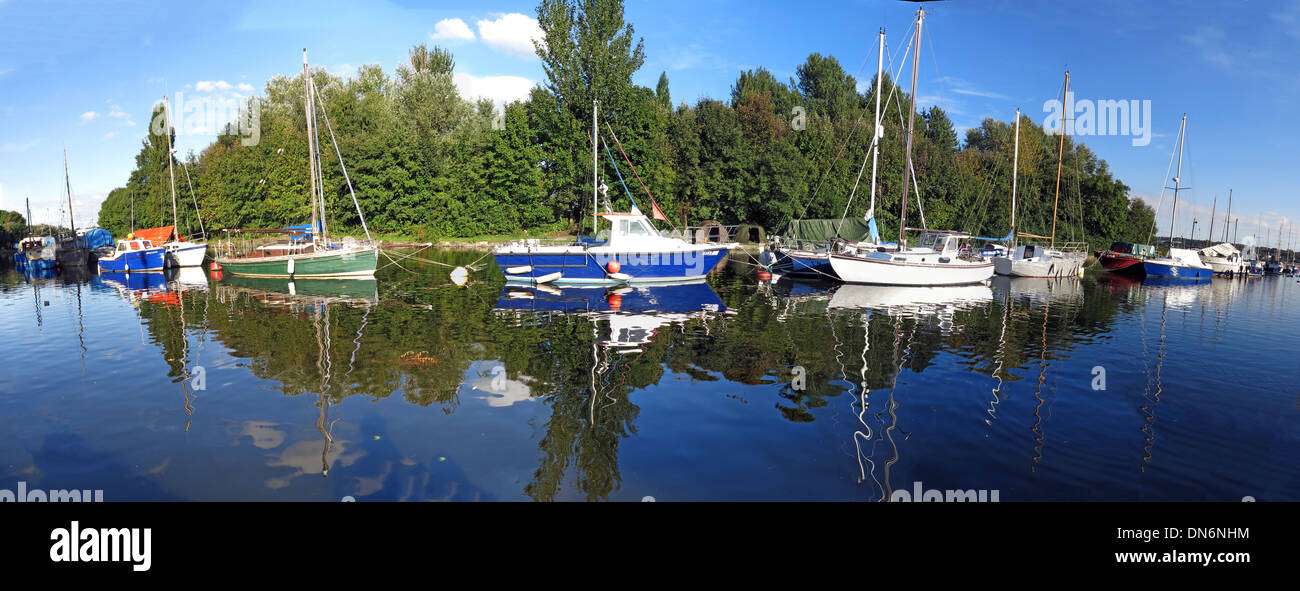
[3,255,1299,501]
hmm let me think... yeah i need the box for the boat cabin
[115,239,157,253]
[594,213,683,249]
[915,231,969,257]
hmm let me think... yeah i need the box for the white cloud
[195,80,233,92]
[1181,26,1231,67]
[103,131,117,139]
[454,72,534,106]
[236,82,254,92]
[432,17,475,41]
[476,13,543,58]
[1,138,45,153]
[80,111,99,121]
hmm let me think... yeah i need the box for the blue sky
[1,0,1297,246]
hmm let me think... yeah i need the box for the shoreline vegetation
[81,0,1161,254]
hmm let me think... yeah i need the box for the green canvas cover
[782,218,874,244]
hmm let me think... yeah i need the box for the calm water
[1,253,1298,501]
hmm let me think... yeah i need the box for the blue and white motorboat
[494,212,734,285]
[1143,247,1213,280]
[97,238,167,272]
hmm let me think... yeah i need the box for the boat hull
[164,242,207,268]
[56,246,90,267]
[1142,260,1213,280]
[828,253,994,286]
[215,247,379,278]
[98,248,166,272]
[1098,251,1147,277]
[993,254,1085,278]
[494,246,733,285]
[771,248,835,277]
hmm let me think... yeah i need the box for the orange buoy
[210,261,223,271]
[607,293,622,310]
[757,270,772,281]
[211,270,224,281]
[606,260,622,274]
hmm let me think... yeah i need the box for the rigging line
[312,77,372,240]
[799,29,908,221]
[1145,123,1181,245]
[604,124,676,231]
[888,84,927,230]
[177,159,206,239]
[599,135,638,207]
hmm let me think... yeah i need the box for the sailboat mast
[164,96,179,232]
[592,100,599,234]
[1011,108,1020,249]
[868,28,884,225]
[62,149,76,235]
[898,7,923,250]
[303,49,319,248]
[1169,114,1186,250]
[1224,189,1232,242]
[1050,71,1069,249]
[1207,194,1216,248]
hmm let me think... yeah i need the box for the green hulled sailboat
[215,49,378,279]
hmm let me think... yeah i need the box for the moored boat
[824,7,994,287]
[494,213,733,285]
[1199,242,1246,276]
[214,50,378,279]
[98,238,167,272]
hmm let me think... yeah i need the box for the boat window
[628,220,651,236]
[617,220,630,236]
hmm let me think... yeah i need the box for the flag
[650,200,668,222]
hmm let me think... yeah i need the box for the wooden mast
[898,6,923,250]
[1223,189,1232,242]
[1050,71,1069,249]
[1207,194,1216,247]
[62,149,76,236]
[303,49,319,248]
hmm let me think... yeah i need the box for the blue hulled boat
[97,238,166,272]
[494,212,734,285]
[1143,247,1213,280]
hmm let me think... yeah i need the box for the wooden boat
[214,50,378,279]
[54,150,90,268]
[1097,241,1155,276]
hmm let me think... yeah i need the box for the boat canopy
[1200,242,1240,258]
[82,228,113,251]
[780,218,878,245]
[131,225,180,245]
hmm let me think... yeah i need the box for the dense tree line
[96,0,1154,251]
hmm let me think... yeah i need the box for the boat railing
[1056,241,1089,255]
